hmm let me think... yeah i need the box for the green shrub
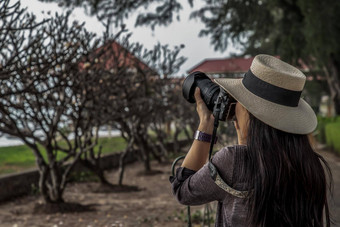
[325,122,340,155]
[336,116,340,123]
[316,116,337,144]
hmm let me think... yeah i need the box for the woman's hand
[194,88,215,134]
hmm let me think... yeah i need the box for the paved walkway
[319,149,340,226]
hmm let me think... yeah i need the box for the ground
[0,149,339,227]
[0,160,206,227]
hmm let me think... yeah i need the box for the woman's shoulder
[213,144,247,161]
[226,144,247,152]
[211,144,247,186]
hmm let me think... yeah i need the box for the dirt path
[0,150,338,227]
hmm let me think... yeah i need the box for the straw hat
[214,54,317,134]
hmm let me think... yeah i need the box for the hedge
[325,122,340,155]
[316,116,339,144]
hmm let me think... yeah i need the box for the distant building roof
[80,40,158,75]
[188,56,314,75]
[188,57,255,74]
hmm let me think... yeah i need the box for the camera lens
[182,71,220,111]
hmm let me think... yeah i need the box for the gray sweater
[170,145,250,227]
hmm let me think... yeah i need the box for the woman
[170,55,332,226]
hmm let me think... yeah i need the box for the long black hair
[241,113,333,227]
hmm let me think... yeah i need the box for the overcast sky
[21,0,241,76]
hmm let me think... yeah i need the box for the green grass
[0,136,127,175]
[94,136,127,154]
[0,131,188,175]
[0,144,38,174]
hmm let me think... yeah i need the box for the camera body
[182,71,236,121]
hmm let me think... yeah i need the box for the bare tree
[1,0,190,196]
[164,78,198,152]
[143,44,190,157]
[0,1,102,203]
[80,35,187,185]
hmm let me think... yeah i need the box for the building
[187,56,315,79]
[187,56,331,115]
[187,56,255,78]
[80,39,158,77]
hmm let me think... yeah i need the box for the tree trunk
[143,151,151,172]
[140,143,151,172]
[39,145,65,204]
[325,57,340,115]
[38,165,64,203]
[49,186,64,203]
[49,163,62,201]
[156,142,168,160]
[183,127,191,141]
[148,141,164,163]
[134,131,152,172]
[138,140,151,172]
[39,166,51,203]
[153,122,168,158]
[118,150,128,185]
[173,127,180,153]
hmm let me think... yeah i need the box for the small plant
[30,183,40,195]
[68,171,99,183]
[173,204,216,226]
[191,210,203,224]
[173,208,187,222]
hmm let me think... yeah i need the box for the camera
[182,71,236,121]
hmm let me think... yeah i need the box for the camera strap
[208,115,219,161]
[209,91,249,199]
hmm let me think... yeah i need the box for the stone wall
[0,140,190,202]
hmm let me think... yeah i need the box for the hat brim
[214,78,317,134]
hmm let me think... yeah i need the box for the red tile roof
[188,57,255,74]
[79,40,157,75]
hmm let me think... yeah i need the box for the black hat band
[242,70,302,107]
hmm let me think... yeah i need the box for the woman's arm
[181,88,215,171]
[170,146,235,205]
